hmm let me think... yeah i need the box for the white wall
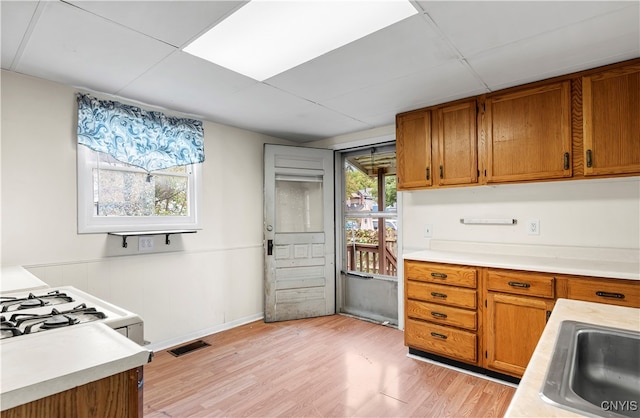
[402,177,640,253]
[0,70,292,348]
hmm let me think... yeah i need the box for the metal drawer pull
[596,291,624,299]
[430,292,447,299]
[430,332,448,340]
[508,281,531,288]
[431,311,448,319]
[430,272,448,279]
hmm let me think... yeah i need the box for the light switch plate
[424,224,433,238]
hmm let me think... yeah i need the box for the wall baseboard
[144,313,264,352]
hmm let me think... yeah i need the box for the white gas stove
[0,286,144,345]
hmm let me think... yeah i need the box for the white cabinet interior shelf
[108,230,197,248]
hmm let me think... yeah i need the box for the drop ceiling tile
[467,6,640,90]
[14,1,176,94]
[206,83,371,141]
[66,1,245,47]
[268,14,459,102]
[118,51,258,118]
[321,59,488,126]
[421,1,634,57]
[1,1,39,69]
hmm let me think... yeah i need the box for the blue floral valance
[77,93,204,172]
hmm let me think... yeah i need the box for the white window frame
[77,146,202,233]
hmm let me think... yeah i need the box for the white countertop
[1,266,50,293]
[0,322,151,411]
[403,248,640,280]
[505,299,640,417]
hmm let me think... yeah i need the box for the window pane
[94,169,188,216]
[275,178,323,233]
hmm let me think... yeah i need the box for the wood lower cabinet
[3,368,141,418]
[485,292,555,378]
[484,269,556,378]
[583,64,640,176]
[558,275,640,308]
[404,261,480,365]
[484,81,572,183]
[405,261,639,380]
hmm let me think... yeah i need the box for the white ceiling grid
[1,0,638,142]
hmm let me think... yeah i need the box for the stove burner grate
[0,290,74,313]
[0,303,108,337]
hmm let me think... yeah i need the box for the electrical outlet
[138,236,154,252]
[424,224,433,238]
[527,220,540,235]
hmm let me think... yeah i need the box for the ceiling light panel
[184,0,418,81]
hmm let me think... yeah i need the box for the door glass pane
[344,150,397,277]
[275,177,323,232]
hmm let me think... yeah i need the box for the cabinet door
[396,110,432,189]
[485,292,554,378]
[583,64,640,176]
[435,100,478,186]
[485,82,572,183]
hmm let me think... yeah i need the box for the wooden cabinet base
[3,368,141,418]
[408,347,521,385]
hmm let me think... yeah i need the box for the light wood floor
[143,315,515,417]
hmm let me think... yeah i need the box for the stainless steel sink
[541,320,640,418]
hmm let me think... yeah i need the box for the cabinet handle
[546,310,552,323]
[430,292,447,299]
[586,149,593,168]
[430,272,448,279]
[439,165,444,179]
[596,291,625,299]
[426,167,430,180]
[564,152,570,170]
[508,281,531,288]
[431,311,448,319]
[430,332,448,340]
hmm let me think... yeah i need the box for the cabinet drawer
[567,278,640,308]
[405,318,477,363]
[405,261,477,288]
[406,300,477,331]
[487,269,555,298]
[407,281,477,309]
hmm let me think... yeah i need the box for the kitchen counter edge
[403,250,640,280]
[0,322,152,411]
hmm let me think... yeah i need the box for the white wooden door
[264,144,335,322]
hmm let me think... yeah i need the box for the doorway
[337,144,398,325]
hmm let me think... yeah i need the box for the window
[343,146,397,278]
[77,146,202,233]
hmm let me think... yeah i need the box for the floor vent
[168,340,211,357]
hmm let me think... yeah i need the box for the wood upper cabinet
[582,64,640,176]
[434,100,478,186]
[484,81,572,183]
[396,110,431,190]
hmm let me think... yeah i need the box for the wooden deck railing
[346,242,397,276]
